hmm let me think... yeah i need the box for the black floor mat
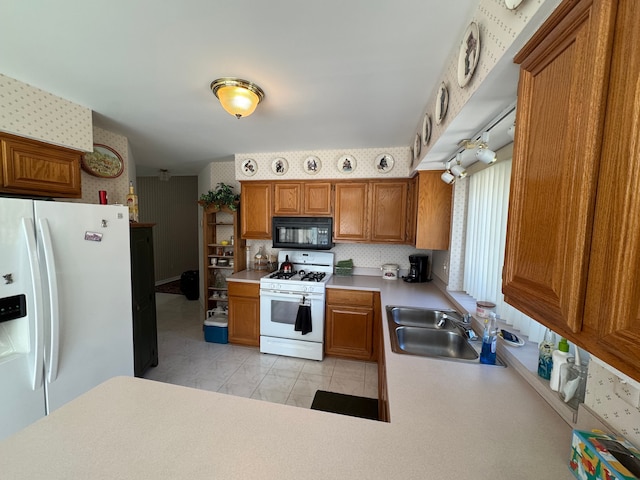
[310,390,379,421]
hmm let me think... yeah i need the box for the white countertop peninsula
[0,274,575,479]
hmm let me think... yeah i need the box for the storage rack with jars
[203,205,246,316]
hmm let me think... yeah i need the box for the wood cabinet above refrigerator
[1,132,82,198]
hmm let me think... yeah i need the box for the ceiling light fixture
[159,169,170,181]
[441,168,456,185]
[450,153,468,178]
[458,132,497,165]
[440,158,457,184]
[210,77,265,119]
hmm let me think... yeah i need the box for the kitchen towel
[294,304,312,335]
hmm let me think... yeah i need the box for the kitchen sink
[386,305,505,366]
[393,326,479,360]
[386,306,461,330]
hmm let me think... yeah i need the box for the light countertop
[0,274,575,479]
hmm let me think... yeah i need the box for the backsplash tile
[585,361,640,446]
[246,240,430,273]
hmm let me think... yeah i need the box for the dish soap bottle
[125,181,139,222]
[480,312,498,365]
[537,328,556,380]
[550,337,571,391]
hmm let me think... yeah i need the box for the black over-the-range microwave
[272,216,333,250]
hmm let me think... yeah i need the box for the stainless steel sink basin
[386,306,461,330]
[385,305,505,366]
[393,326,479,360]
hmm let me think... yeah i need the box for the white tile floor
[144,293,378,409]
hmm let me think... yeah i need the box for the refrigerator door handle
[21,218,44,391]
[38,218,60,384]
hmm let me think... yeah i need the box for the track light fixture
[458,132,497,165]
[450,153,467,178]
[440,154,466,185]
[441,169,455,185]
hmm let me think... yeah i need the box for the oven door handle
[260,290,322,301]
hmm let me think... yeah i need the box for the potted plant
[198,182,240,211]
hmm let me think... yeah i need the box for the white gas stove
[259,250,334,360]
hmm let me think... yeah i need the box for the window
[463,159,546,344]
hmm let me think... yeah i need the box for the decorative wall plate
[504,0,525,9]
[271,157,288,175]
[375,153,394,173]
[81,144,124,178]
[241,158,257,176]
[337,155,356,174]
[435,83,449,125]
[457,22,480,88]
[303,155,321,175]
[422,113,432,146]
[413,133,421,162]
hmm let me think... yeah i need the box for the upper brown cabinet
[0,132,82,198]
[303,182,332,215]
[333,182,369,241]
[334,179,415,244]
[415,171,451,250]
[504,0,640,381]
[370,181,410,243]
[242,178,416,245]
[274,182,332,216]
[240,182,272,239]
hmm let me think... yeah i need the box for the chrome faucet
[451,312,477,340]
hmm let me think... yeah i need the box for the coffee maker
[403,254,432,283]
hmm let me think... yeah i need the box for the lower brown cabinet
[325,288,378,361]
[228,282,260,346]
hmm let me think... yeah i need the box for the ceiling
[2,0,511,176]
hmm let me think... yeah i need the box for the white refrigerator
[0,198,134,440]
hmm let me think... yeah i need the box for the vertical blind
[463,159,546,344]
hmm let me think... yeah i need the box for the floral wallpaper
[76,126,131,205]
[585,360,640,446]
[0,73,92,151]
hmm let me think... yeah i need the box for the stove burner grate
[268,271,298,280]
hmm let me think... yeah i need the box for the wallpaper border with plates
[235,146,411,181]
[411,0,563,168]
